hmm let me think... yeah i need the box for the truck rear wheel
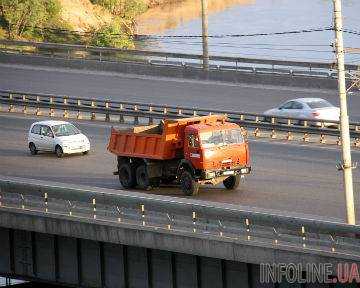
[180,171,199,196]
[136,165,150,190]
[223,175,240,190]
[118,163,136,189]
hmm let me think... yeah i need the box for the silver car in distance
[263,98,340,126]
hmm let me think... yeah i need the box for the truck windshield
[52,124,80,137]
[200,129,244,148]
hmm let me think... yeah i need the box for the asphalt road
[1,113,359,222]
[1,64,360,120]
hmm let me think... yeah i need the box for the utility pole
[201,0,209,70]
[333,0,356,225]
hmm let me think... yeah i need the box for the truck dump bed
[107,115,226,160]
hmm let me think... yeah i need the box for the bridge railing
[1,89,360,145]
[0,177,359,260]
[0,39,358,77]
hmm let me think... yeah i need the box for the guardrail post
[148,106,153,125]
[22,94,27,114]
[105,100,110,122]
[141,204,145,226]
[21,194,25,210]
[93,199,96,219]
[303,133,310,142]
[286,131,293,141]
[35,95,41,116]
[48,97,55,117]
[63,97,69,118]
[270,129,277,139]
[301,226,306,248]
[91,100,96,120]
[116,206,122,222]
[273,228,279,245]
[320,134,326,144]
[44,192,48,213]
[134,105,139,125]
[245,218,251,240]
[271,117,275,124]
[253,128,260,137]
[119,104,124,123]
[241,127,248,139]
[330,235,337,252]
[193,110,197,116]
[8,93,14,112]
[240,114,244,121]
[192,211,197,233]
[218,220,223,237]
[166,213,173,230]
[354,138,360,147]
[287,119,292,126]
[337,136,342,146]
[76,99,82,119]
[68,200,73,216]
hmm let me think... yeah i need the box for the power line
[28,25,338,39]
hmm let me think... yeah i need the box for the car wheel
[82,151,89,155]
[136,165,150,190]
[180,170,199,196]
[29,143,38,155]
[223,175,240,190]
[55,145,64,158]
[118,163,136,189]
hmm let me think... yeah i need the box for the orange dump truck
[107,115,251,195]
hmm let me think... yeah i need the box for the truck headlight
[206,171,216,179]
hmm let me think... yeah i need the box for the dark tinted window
[31,124,41,134]
[280,101,295,109]
[292,102,304,109]
[307,100,333,109]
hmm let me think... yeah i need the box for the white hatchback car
[28,120,90,157]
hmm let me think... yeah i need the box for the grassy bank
[0,0,173,49]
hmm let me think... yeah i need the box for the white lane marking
[0,63,334,94]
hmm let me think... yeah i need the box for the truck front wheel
[223,175,240,190]
[180,171,199,196]
[118,163,136,189]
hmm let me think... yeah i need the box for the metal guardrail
[1,89,360,145]
[0,39,358,77]
[0,177,359,260]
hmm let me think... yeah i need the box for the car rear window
[307,100,333,109]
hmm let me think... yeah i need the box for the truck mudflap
[202,166,251,180]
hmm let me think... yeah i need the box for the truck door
[184,132,201,168]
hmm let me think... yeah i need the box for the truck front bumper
[203,166,251,180]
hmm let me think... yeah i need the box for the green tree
[90,20,134,49]
[0,0,61,39]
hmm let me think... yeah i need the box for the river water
[137,0,360,63]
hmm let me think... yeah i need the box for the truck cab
[180,121,251,194]
[108,115,251,196]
